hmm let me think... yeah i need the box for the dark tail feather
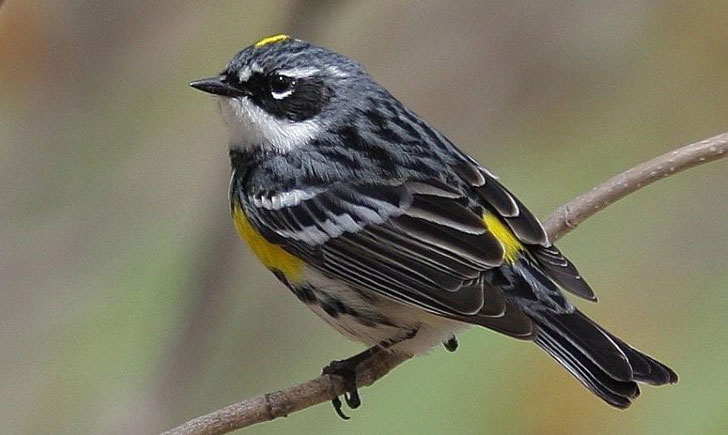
[532,309,678,408]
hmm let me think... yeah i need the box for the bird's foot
[321,347,377,420]
[322,359,361,419]
[322,330,418,419]
[443,336,458,352]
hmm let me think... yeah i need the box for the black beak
[189,76,249,98]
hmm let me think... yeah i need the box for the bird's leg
[322,346,379,419]
[322,328,418,419]
[443,336,458,352]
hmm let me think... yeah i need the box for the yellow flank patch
[232,203,304,282]
[254,34,290,48]
[483,212,524,264]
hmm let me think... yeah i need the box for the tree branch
[543,132,728,241]
[161,132,728,435]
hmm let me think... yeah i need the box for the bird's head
[190,34,372,152]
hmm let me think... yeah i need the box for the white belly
[299,268,468,356]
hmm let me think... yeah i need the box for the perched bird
[190,34,677,417]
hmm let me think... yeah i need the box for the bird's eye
[269,74,296,94]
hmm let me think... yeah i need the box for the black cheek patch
[262,78,331,121]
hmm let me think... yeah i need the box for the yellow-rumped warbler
[190,34,676,417]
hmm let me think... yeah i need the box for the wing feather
[455,161,596,301]
[532,245,597,301]
[241,180,505,316]
[390,215,504,267]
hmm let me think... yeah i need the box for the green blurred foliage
[1,1,727,434]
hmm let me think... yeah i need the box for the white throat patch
[218,97,322,152]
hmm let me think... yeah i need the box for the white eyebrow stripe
[237,67,251,82]
[238,62,264,82]
[277,66,321,78]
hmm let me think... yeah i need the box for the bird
[189,34,677,418]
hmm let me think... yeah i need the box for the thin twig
[543,132,728,241]
[161,132,728,435]
[161,351,409,435]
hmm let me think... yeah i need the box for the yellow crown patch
[254,34,290,48]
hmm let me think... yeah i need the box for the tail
[483,257,677,407]
[532,309,678,408]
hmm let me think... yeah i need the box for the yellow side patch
[232,204,304,281]
[483,212,524,264]
[254,34,290,48]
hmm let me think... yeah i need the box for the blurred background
[1,1,727,434]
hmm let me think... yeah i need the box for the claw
[323,359,362,419]
[344,390,361,409]
[320,340,411,419]
[443,336,458,352]
[331,396,350,420]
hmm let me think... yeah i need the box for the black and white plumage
[191,35,677,412]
